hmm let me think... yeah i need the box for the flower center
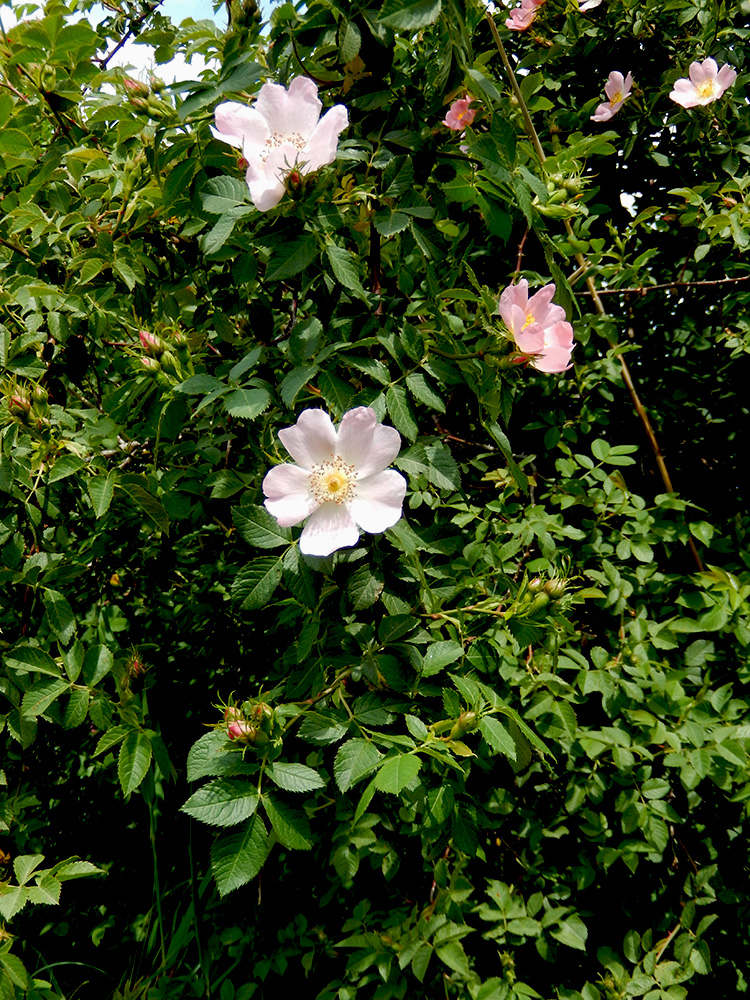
[696,80,716,99]
[261,131,306,162]
[521,313,535,330]
[310,457,356,505]
[610,89,622,105]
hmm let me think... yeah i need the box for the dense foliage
[1,0,749,997]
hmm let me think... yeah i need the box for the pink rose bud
[139,330,164,356]
[228,720,254,741]
[124,77,150,98]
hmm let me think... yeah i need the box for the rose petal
[253,77,322,141]
[349,470,407,534]
[278,409,338,469]
[336,407,402,477]
[262,465,316,526]
[515,320,545,354]
[303,105,349,172]
[299,502,359,556]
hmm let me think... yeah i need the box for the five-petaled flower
[212,76,349,212]
[263,407,407,557]
[670,58,737,109]
[591,71,633,122]
[499,280,575,373]
[443,95,477,132]
[505,0,544,32]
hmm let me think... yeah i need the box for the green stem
[148,798,167,969]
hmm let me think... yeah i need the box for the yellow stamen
[696,80,716,100]
[310,457,356,505]
[610,89,622,106]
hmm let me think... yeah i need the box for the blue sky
[0,0,276,81]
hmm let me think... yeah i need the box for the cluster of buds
[124,77,175,122]
[138,328,192,382]
[517,575,567,619]
[4,381,50,429]
[222,698,276,747]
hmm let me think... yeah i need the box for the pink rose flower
[212,77,349,212]
[670,58,737,109]
[579,0,602,9]
[505,0,544,31]
[590,71,633,122]
[498,279,575,373]
[443,95,476,132]
[263,407,407,557]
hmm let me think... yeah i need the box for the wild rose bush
[0,1,749,999]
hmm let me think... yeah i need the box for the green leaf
[117,731,153,796]
[21,677,70,718]
[88,472,115,518]
[263,792,313,850]
[435,939,469,977]
[47,454,85,483]
[116,476,170,534]
[181,779,260,827]
[176,374,227,395]
[279,364,319,407]
[348,564,385,610]
[52,859,105,881]
[266,235,318,281]
[42,589,76,646]
[13,854,45,886]
[4,646,60,677]
[479,716,517,760]
[233,505,292,549]
[27,874,61,906]
[374,210,410,236]
[326,244,366,297]
[266,762,325,793]
[93,725,131,757]
[406,373,445,412]
[550,915,588,951]
[63,688,89,729]
[223,386,271,420]
[186,730,255,782]
[82,645,114,686]
[0,951,29,990]
[334,738,383,792]
[211,814,270,896]
[422,640,463,677]
[231,556,284,610]
[339,19,362,62]
[0,886,29,922]
[201,175,249,214]
[374,754,421,793]
[386,384,418,442]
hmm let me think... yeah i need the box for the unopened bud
[9,393,31,418]
[139,330,164,356]
[449,710,478,740]
[160,349,179,376]
[149,75,166,93]
[141,356,161,372]
[543,578,566,599]
[32,385,48,405]
[287,169,303,191]
[228,719,255,741]
[124,77,150,98]
[237,156,249,171]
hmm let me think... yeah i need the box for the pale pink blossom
[212,77,349,212]
[443,95,476,132]
[579,0,602,9]
[670,58,736,109]
[499,280,575,372]
[263,407,407,557]
[590,71,633,122]
[505,0,544,31]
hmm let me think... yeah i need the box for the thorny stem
[487,11,703,571]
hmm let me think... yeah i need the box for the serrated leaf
[201,175,249,213]
[279,364,319,407]
[88,472,115,518]
[13,854,45,886]
[380,0,442,30]
[53,860,104,881]
[175,374,226,395]
[334,738,383,792]
[231,556,284,610]
[63,688,89,729]
[0,886,28,922]
[27,874,61,906]
[47,454,85,482]
[374,210,410,236]
[266,762,325,793]
[374,754,421,793]
[479,716,517,760]
[21,677,69,719]
[82,645,114,686]
[233,505,292,549]
[181,779,260,827]
[386,384,418,442]
[263,792,313,850]
[339,19,362,62]
[550,915,588,951]
[348,564,384,611]
[42,590,76,646]
[299,712,350,746]
[266,235,318,281]
[406,373,445,412]
[223,386,271,420]
[325,244,366,296]
[0,951,29,990]
[186,730,257,782]
[118,731,152,796]
[94,726,131,756]
[211,814,270,896]
[4,646,60,677]
[422,640,463,676]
